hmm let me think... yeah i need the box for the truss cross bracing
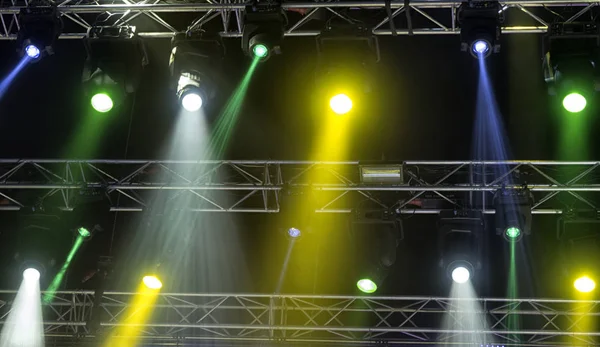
[0,291,599,346]
[0,1,598,39]
[2,160,600,213]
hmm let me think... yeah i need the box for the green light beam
[208,57,260,159]
[43,235,86,304]
[507,240,520,340]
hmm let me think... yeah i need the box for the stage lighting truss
[457,1,502,59]
[494,188,533,242]
[438,210,483,283]
[82,25,148,112]
[543,22,600,112]
[242,3,284,61]
[15,6,62,62]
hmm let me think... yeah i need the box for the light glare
[473,40,489,55]
[91,93,114,113]
[574,276,595,293]
[329,93,353,115]
[23,268,40,281]
[505,226,521,239]
[452,266,471,284]
[357,279,377,293]
[563,92,587,113]
[25,44,40,59]
[143,275,163,289]
[253,44,269,58]
[288,227,301,238]
[181,92,203,112]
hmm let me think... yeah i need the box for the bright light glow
[329,93,353,115]
[505,226,521,239]
[574,276,596,293]
[25,44,40,59]
[91,93,114,113]
[357,278,377,293]
[252,44,269,58]
[23,268,40,281]
[0,274,43,347]
[473,40,489,55]
[181,92,203,112]
[78,227,91,238]
[288,227,301,238]
[563,92,587,113]
[452,266,471,284]
[143,275,163,289]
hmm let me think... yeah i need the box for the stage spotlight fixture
[23,267,41,281]
[83,26,147,113]
[287,227,301,238]
[143,275,162,290]
[78,227,91,238]
[494,189,532,242]
[329,93,353,115]
[359,163,403,185]
[16,6,62,62]
[439,211,483,283]
[543,22,600,113]
[457,1,502,59]
[170,33,223,111]
[574,275,596,293]
[242,3,284,61]
[357,278,377,293]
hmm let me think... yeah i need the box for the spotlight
[574,275,596,293]
[439,211,483,283]
[287,227,301,238]
[329,93,353,115]
[143,275,162,289]
[170,33,223,111]
[544,22,600,113]
[16,6,62,62]
[458,1,502,59]
[23,268,41,281]
[494,189,532,242]
[83,26,147,113]
[242,4,284,61]
[357,278,377,293]
[91,93,114,113]
[78,227,91,238]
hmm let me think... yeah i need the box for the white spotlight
[23,268,40,281]
[451,266,471,284]
[181,92,203,112]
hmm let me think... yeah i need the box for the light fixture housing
[438,211,483,283]
[457,1,502,59]
[242,4,284,61]
[494,189,532,242]
[16,6,62,62]
[359,163,403,185]
[543,22,600,113]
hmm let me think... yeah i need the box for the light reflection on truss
[0,291,598,346]
[0,1,598,39]
[1,160,600,213]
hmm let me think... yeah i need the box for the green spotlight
[78,227,91,238]
[91,93,114,113]
[252,44,269,59]
[563,92,587,113]
[357,278,377,293]
[505,226,521,240]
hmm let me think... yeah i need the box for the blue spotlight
[287,227,301,238]
[25,44,41,59]
[472,40,489,56]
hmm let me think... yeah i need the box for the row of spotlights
[22,267,164,290]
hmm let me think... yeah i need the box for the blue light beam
[0,56,31,101]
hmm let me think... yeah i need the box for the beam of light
[329,93,353,115]
[91,92,114,113]
[0,275,44,347]
[0,56,31,102]
[43,234,85,304]
[104,281,160,347]
[209,56,260,159]
[357,278,377,293]
[574,275,595,293]
[275,238,296,293]
[506,239,519,338]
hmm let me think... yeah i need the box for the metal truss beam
[0,0,597,39]
[1,291,599,346]
[1,159,600,213]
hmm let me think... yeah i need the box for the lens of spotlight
[287,227,301,238]
[25,44,41,59]
[451,266,470,284]
[181,92,203,112]
[505,226,521,240]
[329,93,353,115]
[252,44,269,59]
[574,275,596,293]
[23,268,41,281]
[563,92,587,113]
[143,275,163,289]
[78,227,91,238]
[91,93,114,113]
[357,278,377,293]
[472,40,489,55]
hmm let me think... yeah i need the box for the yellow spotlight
[574,275,596,293]
[329,93,353,115]
[143,275,163,290]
